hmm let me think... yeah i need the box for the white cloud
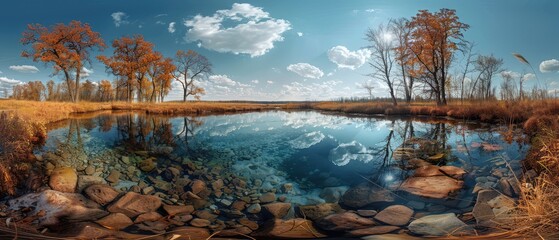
[168,22,176,33]
[111,12,129,27]
[209,75,238,87]
[501,71,535,81]
[297,32,303,37]
[184,3,291,57]
[540,59,559,73]
[156,20,166,25]
[267,80,274,84]
[251,80,259,84]
[280,80,350,100]
[365,9,376,13]
[522,73,536,81]
[0,77,22,85]
[81,67,93,77]
[9,65,39,73]
[327,45,371,70]
[287,63,324,79]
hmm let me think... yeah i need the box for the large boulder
[374,205,413,226]
[316,212,376,231]
[84,184,120,206]
[254,218,327,239]
[473,190,516,227]
[107,192,162,218]
[49,167,78,193]
[8,190,108,226]
[408,213,475,236]
[400,176,463,199]
[341,183,395,208]
[263,203,292,219]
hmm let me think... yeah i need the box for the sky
[0,0,558,101]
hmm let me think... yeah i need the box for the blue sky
[0,0,558,100]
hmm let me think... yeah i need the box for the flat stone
[348,226,400,236]
[190,218,211,227]
[58,222,145,239]
[107,192,162,218]
[84,184,120,206]
[356,209,378,217]
[316,212,376,231]
[374,205,413,226]
[319,186,348,203]
[190,180,206,194]
[254,218,327,239]
[408,213,475,236]
[400,176,463,199]
[163,204,194,216]
[239,218,259,230]
[405,159,431,169]
[49,167,78,193]
[259,192,276,203]
[78,175,108,192]
[134,212,163,223]
[106,170,121,183]
[8,190,108,226]
[96,213,133,230]
[439,166,467,179]
[165,226,210,240]
[341,183,395,208]
[413,165,445,177]
[298,203,344,221]
[263,202,291,219]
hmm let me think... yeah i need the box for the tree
[98,35,154,102]
[80,80,96,101]
[366,23,397,106]
[470,54,503,100]
[21,21,105,102]
[174,50,212,101]
[391,18,415,103]
[457,42,476,103]
[360,81,375,100]
[46,80,55,101]
[96,80,114,102]
[146,52,175,102]
[407,9,469,105]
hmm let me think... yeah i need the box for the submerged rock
[341,183,395,208]
[259,192,277,203]
[107,192,162,218]
[348,226,400,236]
[374,205,413,226]
[316,212,376,231]
[247,203,262,214]
[473,190,516,227]
[84,184,120,206]
[77,175,107,192]
[8,190,108,226]
[95,213,133,230]
[408,213,474,236]
[49,167,78,193]
[400,175,463,199]
[439,166,467,180]
[298,203,344,221]
[254,218,327,239]
[165,226,210,240]
[263,202,291,219]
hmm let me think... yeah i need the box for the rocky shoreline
[0,140,532,240]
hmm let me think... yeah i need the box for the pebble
[190,218,211,227]
[247,203,262,214]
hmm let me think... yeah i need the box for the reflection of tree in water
[96,115,114,132]
[175,117,203,154]
[115,114,177,152]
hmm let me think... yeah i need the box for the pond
[32,110,528,237]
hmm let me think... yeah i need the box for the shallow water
[41,110,527,207]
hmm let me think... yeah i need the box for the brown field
[0,99,558,238]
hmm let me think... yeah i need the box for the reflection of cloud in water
[289,131,325,149]
[329,141,374,166]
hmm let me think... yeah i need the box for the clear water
[41,111,527,206]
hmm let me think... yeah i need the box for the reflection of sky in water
[43,111,527,192]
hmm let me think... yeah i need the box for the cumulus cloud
[251,80,259,84]
[267,80,274,84]
[111,12,129,27]
[9,65,39,73]
[280,80,350,101]
[0,77,22,85]
[287,63,324,79]
[522,73,536,81]
[327,46,371,70]
[297,32,303,37]
[184,3,291,57]
[540,59,559,73]
[168,22,176,33]
[209,75,238,87]
[501,71,535,81]
[81,67,93,77]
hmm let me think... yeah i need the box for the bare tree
[366,23,397,106]
[470,54,503,100]
[500,71,518,101]
[174,50,212,102]
[457,42,476,103]
[360,81,375,100]
[391,18,415,103]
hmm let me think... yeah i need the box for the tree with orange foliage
[98,35,153,102]
[174,50,212,101]
[96,80,114,102]
[406,9,469,105]
[21,21,105,103]
[146,52,175,102]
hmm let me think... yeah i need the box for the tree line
[15,21,212,102]
[364,8,548,105]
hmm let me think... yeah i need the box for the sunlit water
[41,111,527,207]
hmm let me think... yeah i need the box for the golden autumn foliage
[21,21,105,103]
